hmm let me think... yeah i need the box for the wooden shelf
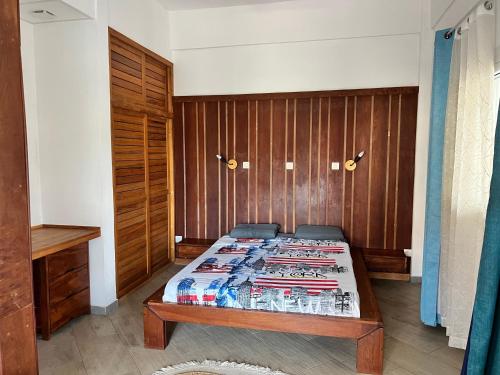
[31,225,101,260]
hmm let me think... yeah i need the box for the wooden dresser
[176,238,216,262]
[31,225,101,340]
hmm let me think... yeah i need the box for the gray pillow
[294,225,345,241]
[230,224,280,239]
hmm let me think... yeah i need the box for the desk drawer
[50,288,90,332]
[47,243,88,280]
[49,266,89,305]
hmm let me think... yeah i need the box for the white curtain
[439,3,496,349]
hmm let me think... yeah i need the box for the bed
[143,234,384,374]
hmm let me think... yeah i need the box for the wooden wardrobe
[108,29,174,297]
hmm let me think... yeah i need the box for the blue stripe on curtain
[465,104,500,374]
[420,28,454,326]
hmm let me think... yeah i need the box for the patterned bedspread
[163,236,361,318]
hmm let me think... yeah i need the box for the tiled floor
[37,264,464,375]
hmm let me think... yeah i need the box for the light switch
[286,162,294,170]
[331,162,340,170]
[242,161,250,169]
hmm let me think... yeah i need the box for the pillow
[294,225,345,241]
[229,224,280,239]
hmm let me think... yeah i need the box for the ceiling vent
[31,9,57,21]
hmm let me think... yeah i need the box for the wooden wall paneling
[183,102,199,238]
[173,87,418,275]
[271,99,287,230]
[351,95,372,247]
[205,101,220,239]
[285,99,295,233]
[317,97,330,225]
[234,100,250,226]
[197,102,206,239]
[173,102,185,238]
[248,100,258,223]
[256,99,272,224]
[327,96,346,227]
[109,28,174,297]
[227,101,236,233]
[217,101,227,237]
[343,96,356,242]
[309,97,321,225]
[395,92,418,249]
[369,95,391,249]
[0,0,38,372]
[385,94,401,249]
[294,98,312,226]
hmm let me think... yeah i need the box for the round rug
[152,360,291,375]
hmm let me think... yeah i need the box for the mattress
[163,235,361,318]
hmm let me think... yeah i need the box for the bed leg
[144,306,169,349]
[356,327,384,374]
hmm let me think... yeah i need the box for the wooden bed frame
[143,248,384,374]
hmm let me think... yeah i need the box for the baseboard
[410,276,422,284]
[91,300,119,315]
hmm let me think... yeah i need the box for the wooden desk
[31,225,100,339]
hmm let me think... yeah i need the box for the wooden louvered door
[109,28,174,298]
[112,110,149,295]
[147,117,170,271]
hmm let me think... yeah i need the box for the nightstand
[176,238,216,261]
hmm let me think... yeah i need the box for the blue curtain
[464,104,500,374]
[420,29,454,326]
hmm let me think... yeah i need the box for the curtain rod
[444,0,493,39]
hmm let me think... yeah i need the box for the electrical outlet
[331,162,340,170]
[286,162,294,170]
[175,235,183,243]
[242,161,250,169]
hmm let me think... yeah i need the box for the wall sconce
[216,154,238,170]
[344,151,365,172]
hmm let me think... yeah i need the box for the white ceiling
[159,0,295,11]
[20,0,90,23]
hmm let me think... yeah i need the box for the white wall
[108,0,171,59]
[170,0,422,95]
[23,0,171,308]
[20,21,43,226]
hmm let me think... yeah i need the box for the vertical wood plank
[343,97,356,242]
[396,93,418,249]
[369,95,390,249]
[173,102,185,238]
[248,101,258,223]
[205,102,219,239]
[285,99,295,233]
[271,99,287,229]
[228,101,236,230]
[351,96,372,247]
[235,100,249,225]
[385,95,400,248]
[257,100,272,223]
[318,97,330,225]
[294,98,312,226]
[309,97,321,224]
[184,102,198,238]
[218,101,228,236]
[327,97,346,227]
